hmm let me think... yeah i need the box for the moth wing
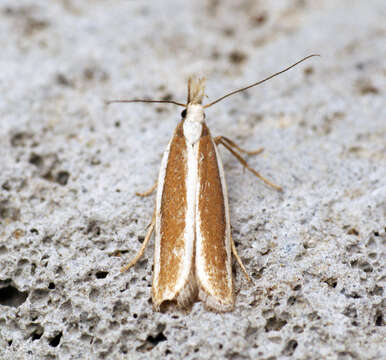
[195,124,234,312]
[152,121,196,310]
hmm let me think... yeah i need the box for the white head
[182,76,205,123]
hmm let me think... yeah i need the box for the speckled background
[0,1,385,359]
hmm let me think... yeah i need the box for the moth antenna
[105,99,186,107]
[204,54,320,108]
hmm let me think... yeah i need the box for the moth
[108,55,317,312]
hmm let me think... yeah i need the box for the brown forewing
[196,124,233,308]
[153,121,189,305]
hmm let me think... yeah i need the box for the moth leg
[136,181,158,197]
[214,136,264,155]
[230,234,252,283]
[215,137,282,192]
[121,209,156,272]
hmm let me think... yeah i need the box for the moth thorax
[183,107,203,144]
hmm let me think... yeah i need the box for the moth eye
[181,109,187,118]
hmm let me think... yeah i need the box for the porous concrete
[0,1,385,359]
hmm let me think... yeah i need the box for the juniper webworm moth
[108,55,318,312]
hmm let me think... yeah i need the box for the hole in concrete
[49,332,62,347]
[2,181,11,191]
[120,344,128,354]
[343,305,357,319]
[350,259,373,273]
[287,296,297,305]
[228,50,247,65]
[265,316,287,332]
[42,236,52,244]
[0,202,20,221]
[147,332,167,345]
[347,228,359,236]
[375,310,383,326]
[282,339,298,356]
[86,220,101,236]
[324,277,338,288]
[293,325,303,333]
[307,311,321,321]
[338,351,357,359]
[30,326,44,341]
[29,153,43,167]
[136,330,167,352]
[0,285,28,307]
[359,261,373,273]
[95,271,108,279]
[11,132,32,147]
[369,285,383,296]
[56,171,70,186]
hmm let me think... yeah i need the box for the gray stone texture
[0,0,385,359]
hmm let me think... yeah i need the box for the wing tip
[152,267,198,311]
[199,288,234,313]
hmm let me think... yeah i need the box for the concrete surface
[0,0,385,359]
